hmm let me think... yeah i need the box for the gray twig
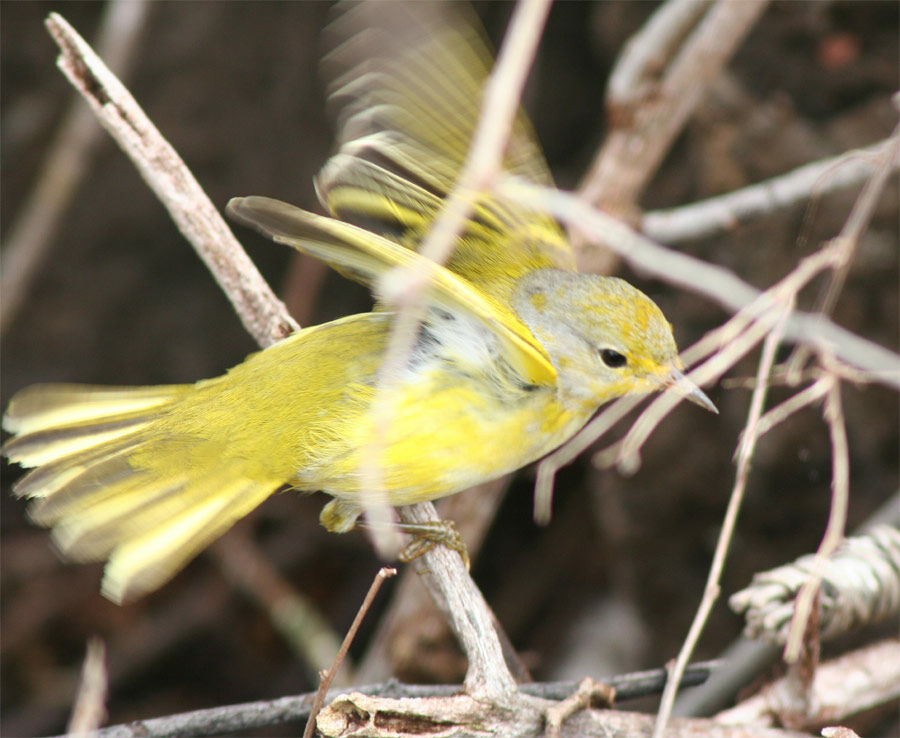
[642,138,900,245]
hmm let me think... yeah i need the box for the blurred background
[1,2,897,736]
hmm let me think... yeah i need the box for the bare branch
[67,638,108,738]
[606,0,709,108]
[58,660,723,738]
[716,639,900,730]
[783,377,851,662]
[397,501,519,702]
[304,567,396,738]
[642,137,900,245]
[814,123,900,321]
[577,0,770,273]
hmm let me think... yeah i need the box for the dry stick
[782,378,850,663]
[751,376,831,439]
[360,0,553,702]
[788,124,900,373]
[52,661,720,738]
[651,299,795,738]
[499,178,900,389]
[67,637,108,738]
[577,0,769,273]
[302,567,396,738]
[715,638,900,730]
[606,0,709,109]
[43,11,514,711]
[1,0,149,333]
[44,13,298,350]
[355,477,513,684]
[642,137,900,245]
[813,123,900,324]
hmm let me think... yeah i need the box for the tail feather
[3,383,284,603]
[3,418,153,468]
[48,474,188,563]
[12,435,145,501]
[3,384,187,468]
[102,477,280,603]
[3,384,184,435]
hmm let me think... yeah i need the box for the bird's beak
[665,369,718,414]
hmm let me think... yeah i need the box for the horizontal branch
[642,138,900,245]
[716,639,900,730]
[62,661,718,738]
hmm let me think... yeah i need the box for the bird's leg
[396,520,470,570]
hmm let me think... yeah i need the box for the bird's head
[512,269,716,413]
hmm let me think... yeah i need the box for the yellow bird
[3,4,714,604]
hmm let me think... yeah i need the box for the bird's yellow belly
[294,368,588,506]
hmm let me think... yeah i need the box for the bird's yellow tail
[3,384,283,603]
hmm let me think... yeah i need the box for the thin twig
[813,123,900,321]
[642,137,900,245]
[303,567,396,738]
[749,376,831,440]
[651,298,794,738]
[67,637,108,738]
[606,0,708,109]
[788,123,900,374]
[577,0,770,273]
[1,0,149,332]
[783,377,850,662]
[355,478,512,684]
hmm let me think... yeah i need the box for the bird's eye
[599,348,627,368]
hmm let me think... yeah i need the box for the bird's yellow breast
[298,363,586,506]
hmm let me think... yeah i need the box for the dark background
[2,2,897,736]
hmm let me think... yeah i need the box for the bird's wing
[227,196,556,386]
[315,2,575,299]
